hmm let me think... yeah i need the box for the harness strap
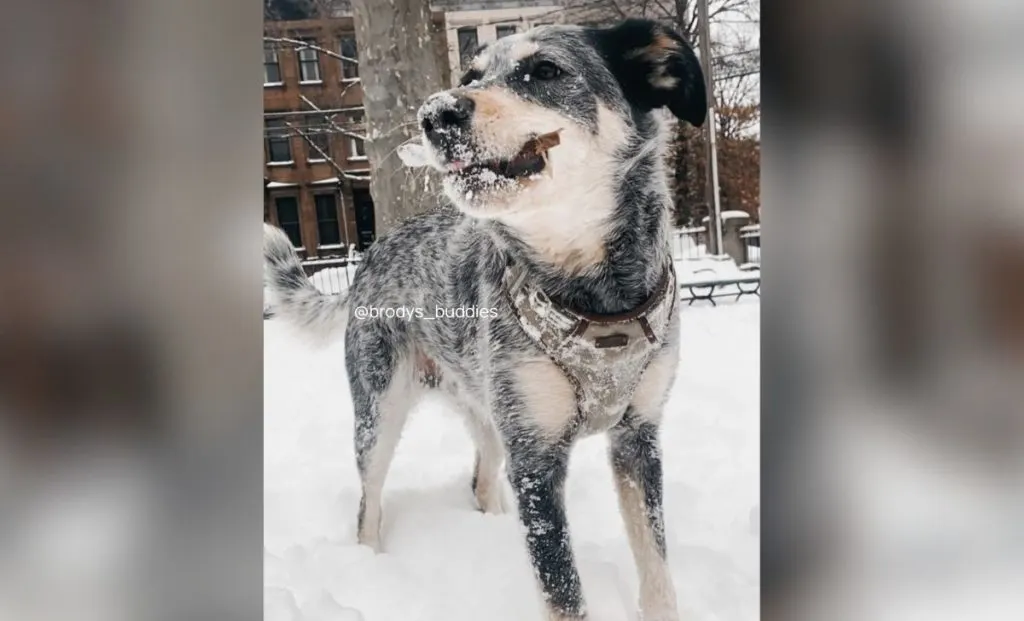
[501,260,677,428]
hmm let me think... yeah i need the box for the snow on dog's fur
[264,19,705,621]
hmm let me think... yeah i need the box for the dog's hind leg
[465,413,507,514]
[608,408,679,621]
[348,330,414,552]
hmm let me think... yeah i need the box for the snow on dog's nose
[418,92,474,136]
[414,91,478,168]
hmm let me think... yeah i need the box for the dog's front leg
[506,435,586,621]
[609,410,678,621]
[498,359,587,619]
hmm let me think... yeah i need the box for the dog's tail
[263,223,349,342]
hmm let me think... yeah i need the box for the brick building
[263,15,379,259]
[263,2,559,259]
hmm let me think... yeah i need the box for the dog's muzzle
[418,93,476,163]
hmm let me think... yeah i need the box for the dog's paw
[356,521,384,553]
[483,489,510,515]
[356,533,383,553]
[637,601,680,621]
[360,538,384,554]
[474,481,510,515]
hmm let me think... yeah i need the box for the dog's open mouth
[449,131,561,181]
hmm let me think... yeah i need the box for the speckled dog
[264,19,705,621]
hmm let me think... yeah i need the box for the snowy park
[264,294,759,621]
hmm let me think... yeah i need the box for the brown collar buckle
[594,333,630,349]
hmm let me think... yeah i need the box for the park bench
[677,262,760,306]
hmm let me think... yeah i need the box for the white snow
[417,91,458,121]
[265,300,759,621]
[701,211,750,222]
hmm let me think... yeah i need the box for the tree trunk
[351,0,445,237]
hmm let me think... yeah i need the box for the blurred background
[0,0,1021,618]
[763,0,1024,619]
[0,0,262,619]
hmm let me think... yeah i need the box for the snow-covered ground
[264,298,759,621]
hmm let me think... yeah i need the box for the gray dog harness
[502,261,677,435]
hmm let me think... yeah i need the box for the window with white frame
[345,111,366,159]
[457,27,478,70]
[264,43,281,84]
[496,24,517,39]
[306,117,330,162]
[274,196,302,248]
[265,118,292,163]
[314,194,341,247]
[339,34,359,80]
[297,38,321,82]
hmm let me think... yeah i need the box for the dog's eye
[531,61,562,81]
[459,69,483,87]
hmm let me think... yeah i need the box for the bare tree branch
[299,94,367,141]
[338,78,361,99]
[649,0,677,21]
[285,120,370,182]
[605,0,629,19]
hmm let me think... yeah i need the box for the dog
[264,19,706,620]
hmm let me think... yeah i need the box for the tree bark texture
[351,0,446,236]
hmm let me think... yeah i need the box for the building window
[496,25,517,39]
[345,111,366,159]
[265,119,292,163]
[297,38,321,82]
[339,34,359,80]
[264,43,281,84]
[351,187,375,250]
[274,196,302,248]
[457,27,478,70]
[307,118,330,162]
[314,194,341,247]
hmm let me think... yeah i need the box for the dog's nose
[419,94,474,135]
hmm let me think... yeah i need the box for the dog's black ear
[592,19,707,126]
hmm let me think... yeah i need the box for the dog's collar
[501,260,677,351]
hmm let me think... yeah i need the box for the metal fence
[672,226,710,261]
[740,224,760,265]
[302,256,361,294]
[671,223,760,265]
